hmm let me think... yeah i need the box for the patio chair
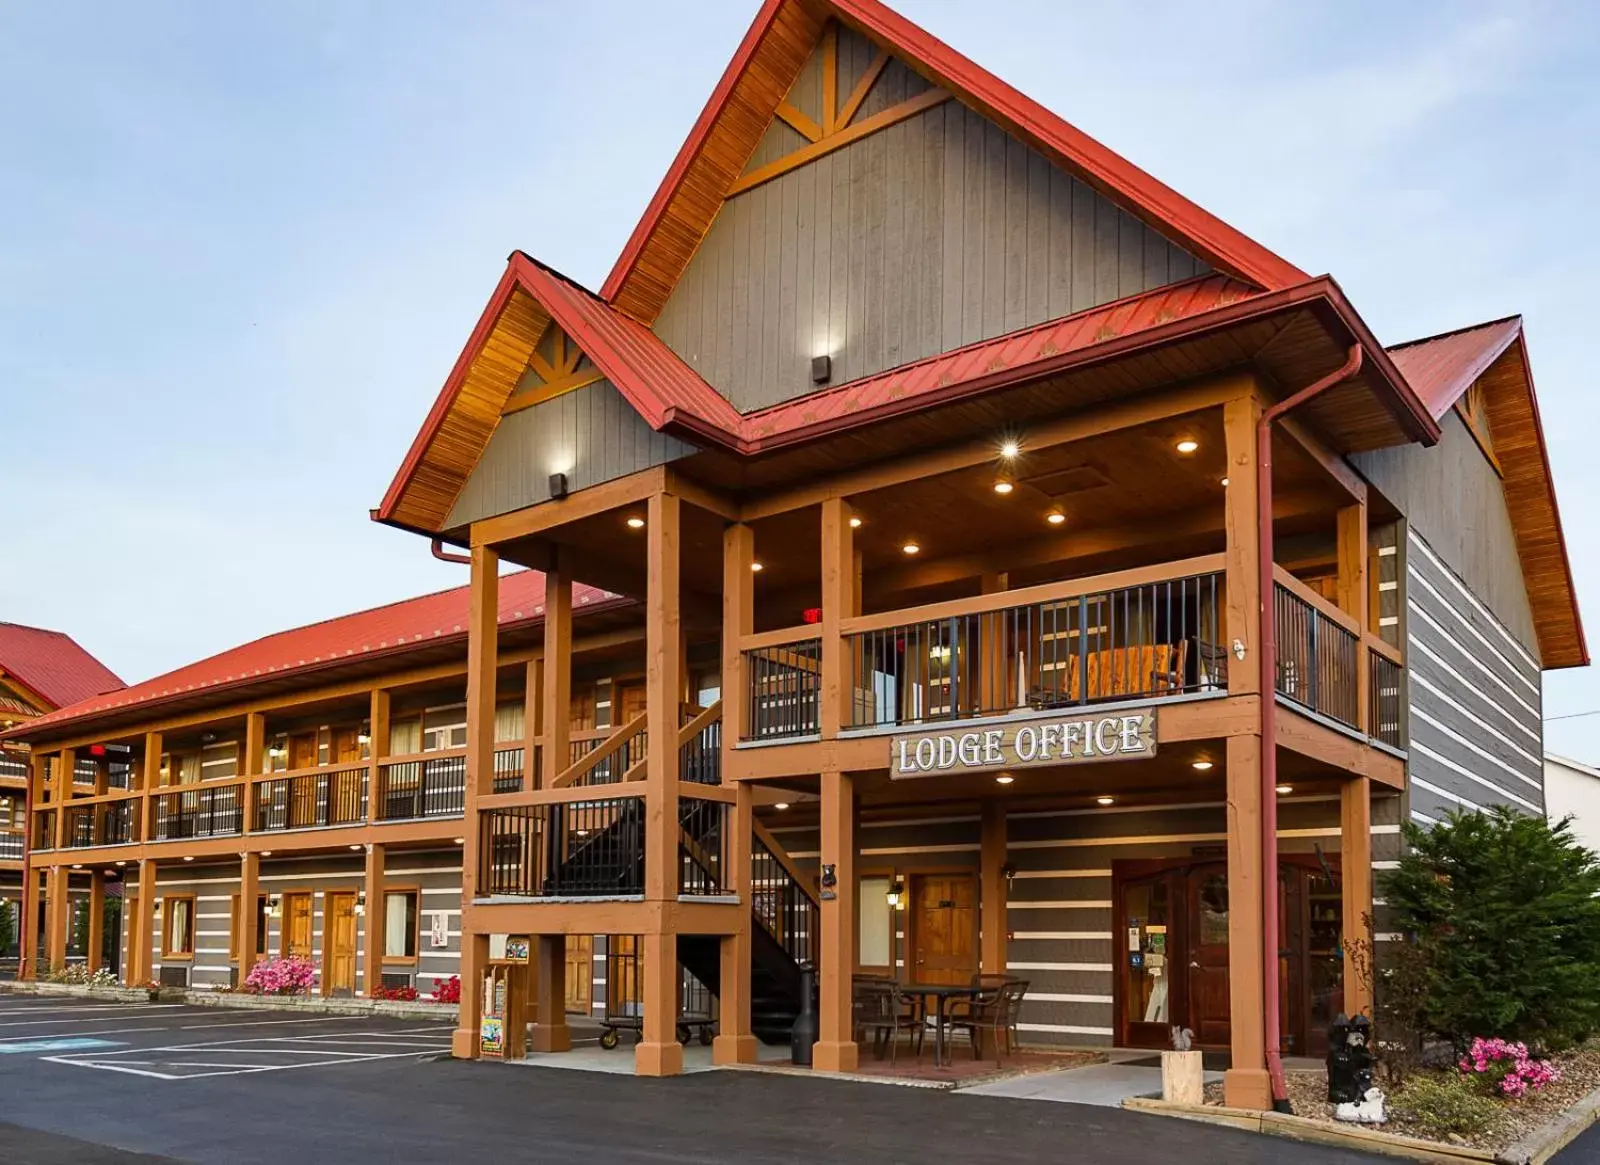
[949,978,1030,1065]
[854,979,924,1064]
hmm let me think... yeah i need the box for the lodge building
[10,0,1584,1111]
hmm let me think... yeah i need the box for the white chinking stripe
[1409,704,1540,788]
[1411,775,1483,813]
[1018,1022,1114,1036]
[1007,900,1113,910]
[1406,533,1540,683]
[1407,606,1540,724]
[1410,741,1538,812]
[1007,961,1114,973]
[1028,993,1114,1005]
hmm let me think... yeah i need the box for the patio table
[902,981,982,1067]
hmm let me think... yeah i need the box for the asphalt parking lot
[1,993,1595,1164]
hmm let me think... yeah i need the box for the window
[383,890,419,961]
[858,876,893,970]
[230,894,268,958]
[163,896,195,958]
[421,704,467,752]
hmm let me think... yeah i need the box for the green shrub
[1392,1074,1504,1141]
[1382,808,1600,1052]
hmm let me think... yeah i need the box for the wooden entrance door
[281,892,313,958]
[323,892,357,996]
[910,873,978,985]
[1186,864,1232,1048]
[565,935,593,1014]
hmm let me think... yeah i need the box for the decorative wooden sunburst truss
[727,21,951,197]
[500,323,604,416]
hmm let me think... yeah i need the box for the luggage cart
[597,938,716,1049]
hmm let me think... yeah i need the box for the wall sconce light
[354,891,366,918]
[811,354,832,384]
[1232,638,1247,661]
[1001,862,1017,888]
[548,472,569,499]
[886,878,905,909]
[266,894,282,918]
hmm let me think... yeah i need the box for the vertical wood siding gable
[653,97,1209,413]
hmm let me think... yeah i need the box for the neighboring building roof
[16,572,625,738]
[1546,753,1600,781]
[0,622,123,712]
[600,0,1308,325]
[1385,318,1586,669]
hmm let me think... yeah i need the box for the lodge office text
[892,712,1158,777]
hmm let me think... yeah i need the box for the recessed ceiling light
[349,844,362,851]
[1220,476,1230,487]
[262,851,273,856]
[183,855,194,862]
[1276,784,1294,795]
[774,802,790,810]
[625,515,645,530]
[1096,796,1115,806]
[902,542,920,555]
[993,478,1014,495]
[1175,438,1199,454]
[1000,440,1020,459]
[115,860,126,866]
[995,774,1015,785]
[453,838,464,845]
[1192,760,1214,771]
[1046,508,1066,525]
[71,863,83,870]
[751,561,764,572]
[849,516,862,529]
[104,869,116,876]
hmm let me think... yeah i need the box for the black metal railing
[845,572,1224,730]
[751,833,816,967]
[492,747,524,794]
[744,639,822,741]
[66,805,96,848]
[680,714,721,785]
[0,832,22,859]
[679,797,727,895]
[478,796,646,897]
[101,800,137,846]
[376,754,465,820]
[1369,648,1404,750]
[1274,584,1359,729]
[31,809,56,850]
[567,725,647,786]
[253,767,366,832]
[153,784,244,840]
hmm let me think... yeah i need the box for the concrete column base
[813,1040,859,1073]
[528,1021,571,1053]
[712,1033,760,1065]
[450,1027,480,1060]
[635,1040,684,1077]
[1223,1067,1272,1110]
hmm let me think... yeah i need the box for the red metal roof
[0,623,123,713]
[601,0,1308,313]
[17,572,623,737]
[1386,316,1523,419]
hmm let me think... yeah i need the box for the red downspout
[1256,343,1363,1111]
[431,539,471,566]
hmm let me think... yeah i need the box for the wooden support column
[1223,396,1263,695]
[133,857,157,986]
[362,844,384,998]
[542,548,572,787]
[530,934,571,1051]
[636,929,682,1076]
[722,523,755,746]
[367,692,389,823]
[524,659,541,789]
[819,498,855,737]
[1338,502,1371,732]
[980,801,1008,976]
[88,871,105,971]
[978,571,1010,713]
[240,850,260,982]
[452,543,498,1061]
[643,491,682,901]
[1341,777,1375,1018]
[44,864,68,971]
[814,767,857,1072]
[713,783,758,1064]
[141,732,163,841]
[19,866,40,980]
[52,749,74,850]
[1223,732,1270,1109]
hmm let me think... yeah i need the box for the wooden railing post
[1338,501,1370,733]
[542,547,573,788]
[368,691,389,822]
[723,523,754,748]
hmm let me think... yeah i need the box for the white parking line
[44,1031,451,1081]
[0,1006,187,1028]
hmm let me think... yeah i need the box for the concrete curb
[1495,1082,1600,1165]
[180,990,460,1022]
[1123,1096,1500,1164]
[0,981,182,1004]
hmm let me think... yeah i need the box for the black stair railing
[678,797,728,895]
[751,832,817,968]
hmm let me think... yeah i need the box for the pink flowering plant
[243,955,317,996]
[1458,1037,1560,1099]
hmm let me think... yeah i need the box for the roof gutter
[1256,342,1363,1112]
[431,539,471,566]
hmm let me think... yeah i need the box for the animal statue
[1170,1026,1194,1052]
[1334,1087,1387,1125]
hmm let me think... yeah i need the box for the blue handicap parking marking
[0,1038,124,1054]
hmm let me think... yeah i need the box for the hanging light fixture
[886,878,905,909]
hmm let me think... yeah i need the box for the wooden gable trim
[1479,339,1587,668]
[1453,381,1503,477]
[501,322,607,417]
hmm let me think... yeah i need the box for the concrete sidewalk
[958,1051,1223,1107]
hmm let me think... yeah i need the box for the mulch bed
[1200,1044,1600,1153]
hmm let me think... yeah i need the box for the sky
[2,0,1598,754]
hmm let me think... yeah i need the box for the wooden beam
[1223,731,1269,1109]
[530,935,571,1051]
[1341,777,1374,1018]
[454,545,496,1060]
[240,849,260,981]
[362,843,384,999]
[1224,395,1262,697]
[542,547,573,787]
[1279,415,1367,504]
[643,490,682,903]
[723,523,755,750]
[664,468,739,521]
[980,801,1007,976]
[837,49,890,129]
[712,783,758,1064]
[820,20,838,135]
[134,857,156,986]
[819,498,855,737]
[367,690,389,824]
[740,376,1252,521]
[635,929,682,1076]
[500,368,605,416]
[88,870,105,972]
[775,100,822,143]
[813,767,857,1072]
[471,467,665,548]
[728,89,950,197]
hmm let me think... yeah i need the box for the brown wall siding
[1353,411,1538,655]
[653,98,1208,413]
[446,380,697,529]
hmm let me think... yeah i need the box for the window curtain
[389,718,422,757]
[384,892,414,958]
[495,701,525,744]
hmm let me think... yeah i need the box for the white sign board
[891,710,1157,778]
